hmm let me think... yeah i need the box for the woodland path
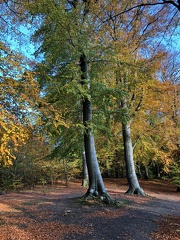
[0,178,179,240]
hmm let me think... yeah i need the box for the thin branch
[130,88,145,119]
[3,0,22,15]
[0,15,29,37]
[163,0,180,10]
[132,121,166,149]
[102,1,180,24]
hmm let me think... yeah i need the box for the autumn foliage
[0,0,180,192]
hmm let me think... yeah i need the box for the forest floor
[0,178,179,240]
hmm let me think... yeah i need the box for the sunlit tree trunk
[121,95,146,196]
[122,121,145,195]
[82,149,89,187]
[80,54,113,202]
[83,99,108,198]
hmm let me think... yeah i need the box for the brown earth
[0,178,179,240]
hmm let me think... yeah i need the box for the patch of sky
[5,24,36,60]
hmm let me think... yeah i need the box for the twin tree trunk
[80,54,112,202]
[80,53,145,199]
[122,121,145,196]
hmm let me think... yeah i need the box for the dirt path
[0,179,179,240]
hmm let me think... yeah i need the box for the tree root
[125,187,146,196]
[83,191,116,204]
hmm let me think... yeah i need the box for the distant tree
[0,43,39,165]
[169,149,180,191]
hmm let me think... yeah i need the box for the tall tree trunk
[80,54,113,202]
[122,121,146,196]
[137,162,143,179]
[82,149,89,187]
[144,165,149,180]
[156,163,161,178]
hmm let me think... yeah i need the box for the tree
[94,2,170,194]
[27,0,117,202]
[109,1,179,194]
[169,149,180,191]
[27,0,179,197]
[80,53,112,200]
[0,42,39,165]
[131,79,179,178]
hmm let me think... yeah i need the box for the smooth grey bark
[82,149,89,187]
[80,54,113,202]
[137,162,143,179]
[144,165,149,179]
[122,121,146,196]
[83,99,112,201]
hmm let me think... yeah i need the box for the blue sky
[6,25,36,60]
[4,12,180,68]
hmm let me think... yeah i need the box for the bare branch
[2,0,22,15]
[102,1,180,24]
[163,0,180,10]
[130,88,145,119]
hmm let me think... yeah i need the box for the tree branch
[130,88,145,119]
[3,0,22,15]
[163,0,180,10]
[102,1,180,24]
